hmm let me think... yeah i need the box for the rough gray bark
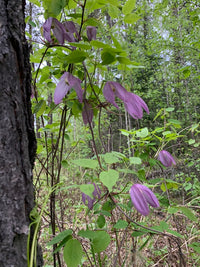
[0,0,42,266]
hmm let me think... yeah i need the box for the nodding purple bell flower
[82,101,93,125]
[86,26,97,41]
[82,183,101,210]
[130,184,159,216]
[54,72,83,104]
[103,81,149,119]
[158,150,176,167]
[43,17,67,45]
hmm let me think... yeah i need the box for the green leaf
[78,229,96,239]
[103,152,120,164]
[122,0,136,15]
[108,5,120,18]
[179,207,197,222]
[28,0,41,6]
[136,127,149,138]
[97,215,106,228]
[188,139,195,145]
[33,100,46,118]
[132,231,146,237]
[71,159,98,169]
[129,157,142,165]
[113,220,128,229]
[90,40,109,48]
[165,107,174,112]
[166,229,183,239]
[44,0,68,18]
[69,42,91,50]
[47,230,72,246]
[124,13,140,24]
[92,231,110,253]
[101,51,116,65]
[80,184,95,199]
[99,169,119,191]
[189,242,200,253]
[63,239,83,267]
[65,50,88,63]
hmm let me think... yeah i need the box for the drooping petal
[130,184,150,216]
[158,150,176,167]
[133,93,149,115]
[71,79,83,103]
[110,81,127,102]
[82,101,93,125]
[138,184,159,208]
[103,82,119,109]
[87,26,97,41]
[52,18,67,45]
[93,183,101,199]
[124,92,149,119]
[82,183,101,210]
[54,72,71,104]
[64,21,77,33]
[43,17,53,43]
[124,93,144,119]
[54,72,83,104]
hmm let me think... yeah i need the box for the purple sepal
[129,184,159,216]
[86,26,97,41]
[158,150,176,167]
[82,183,101,210]
[54,72,83,104]
[82,101,93,125]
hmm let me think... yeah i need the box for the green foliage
[63,239,83,267]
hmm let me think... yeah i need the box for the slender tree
[0,0,42,266]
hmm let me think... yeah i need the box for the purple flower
[82,101,93,125]
[63,21,80,41]
[130,184,159,216]
[158,150,176,167]
[86,26,97,41]
[43,17,66,45]
[103,81,149,119]
[82,183,101,209]
[54,72,83,104]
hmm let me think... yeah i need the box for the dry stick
[112,227,129,267]
[98,107,107,153]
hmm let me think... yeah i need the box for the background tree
[0,0,42,266]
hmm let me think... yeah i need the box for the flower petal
[87,26,97,41]
[130,184,150,216]
[43,17,53,43]
[103,82,119,108]
[82,101,93,125]
[124,92,144,119]
[158,150,176,167]
[52,18,66,45]
[54,72,71,104]
[138,184,159,208]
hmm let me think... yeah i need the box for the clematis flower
[82,101,93,125]
[130,184,159,216]
[82,183,101,209]
[54,72,83,104]
[103,81,149,119]
[158,150,176,167]
[86,26,97,41]
[43,17,67,45]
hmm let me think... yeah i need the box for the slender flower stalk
[130,184,159,216]
[158,150,176,167]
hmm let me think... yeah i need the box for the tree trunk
[0,0,42,266]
